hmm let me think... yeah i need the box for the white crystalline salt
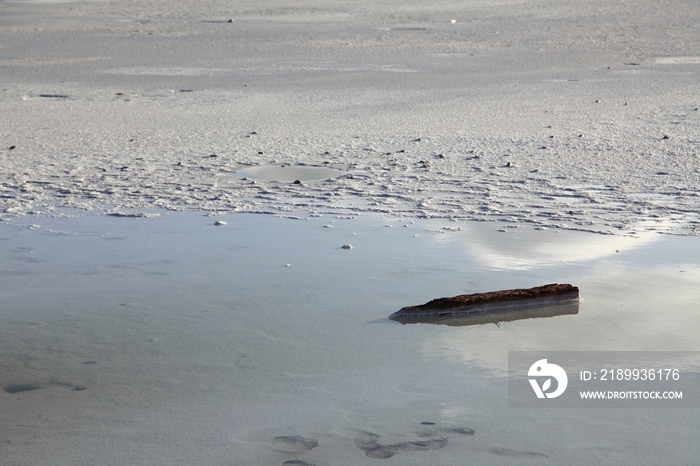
[0,0,696,238]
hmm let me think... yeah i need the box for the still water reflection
[0,213,698,465]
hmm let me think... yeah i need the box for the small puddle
[232,165,346,182]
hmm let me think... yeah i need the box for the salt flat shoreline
[1,1,700,464]
[1,0,699,236]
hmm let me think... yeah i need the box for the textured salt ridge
[1,118,698,236]
[390,284,580,318]
[1,89,697,235]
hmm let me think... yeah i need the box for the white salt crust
[0,0,698,236]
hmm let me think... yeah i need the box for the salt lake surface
[1,0,700,464]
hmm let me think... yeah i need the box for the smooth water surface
[0,213,699,465]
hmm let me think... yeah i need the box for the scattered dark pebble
[209,154,218,157]
[293,179,302,184]
[397,149,405,153]
[540,146,548,149]
[545,125,552,128]
[413,137,422,141]
[656,171,669,175]
[421,421,436,425]
[662,135,670,139]
[505,162,513,167]
[177,162,182,165]
[115,92,124,96]
[9,145,16,150]
[323,161,330,164]
[579,134,583,137]
[624,62,640,66]
[228,19,234,23]
[435,154,445,158]
[531,169,539,173]
[258,151,263,154]
[129,139,135,142]
[323,151,330,155]
[595,99,600,103]
[548,135,554,138]
[249,131,257,135]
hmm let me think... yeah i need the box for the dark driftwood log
[390,284,580,318]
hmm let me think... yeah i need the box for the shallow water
[1,212,699,465]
